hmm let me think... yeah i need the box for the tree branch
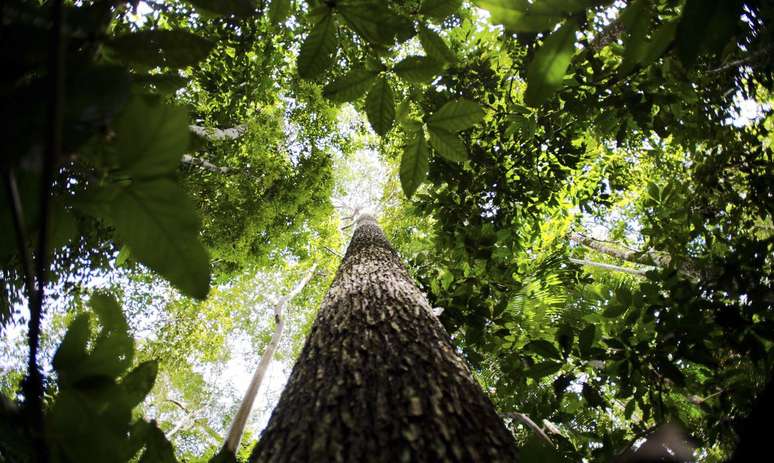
[503,412,555,448]
[222,263,319,453]
[189,124,247,142]
[569,257,651,277]
[180,154,231,174]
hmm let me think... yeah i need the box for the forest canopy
[1,0,773,462]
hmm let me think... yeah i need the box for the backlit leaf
[428,126,468,162]
[400,132,429,198]
[111,179,211,300]
[323,69,378,102]
[393,56,444,83]
[297,12,338,79]
[428,99,485,132]
[365,77,395,136]
[524,20,578,107]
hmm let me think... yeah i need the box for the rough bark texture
[250,215,519,462]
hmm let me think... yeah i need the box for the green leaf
[578,325,595,355]
[526,361,563,379]
[337,1,412,45]
[322,68,378,102]
[365,77,395,136]
[419,0,462,22]
[400,132,429,198]
[619,0,651,75]
[657,359,686,387]
[418,26,456,64]
[111,179,211,300]
[524,20,578,107]
[624,398,636,419]
[525,340,562,360]
[297,12,338,79]
[269,0,291,25]
[81,294,134,380]
[139,421,177,463]
[475,0,562,32]
[90,293,127,331]
[132,73,188,95]
[676,0,742,67]
[428,126,468,162]
[529,0,597,15]
[602,302,627,318]
[428,99,485,132]
[581,382,605,408]
[107,30,215,68]
[393,56,444,83]
[52,314,91,381]
[642,19,678,65]
[112,96,189,179]
[187,0,256,17]
[121,360,159,408]
[116,245,131,266]
[521,434,566,463]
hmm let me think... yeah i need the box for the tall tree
[250,214,519,462]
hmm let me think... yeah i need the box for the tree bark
[223,264,319,453]
[249,215,519,462]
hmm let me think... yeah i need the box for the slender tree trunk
[569,257,651,276]
[223,264,318,453]
[250,215,519,462]
[570,232,704,281]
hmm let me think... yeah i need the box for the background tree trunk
[222,263,318,453]
[249,215,519,462]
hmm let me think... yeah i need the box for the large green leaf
[112,97,189,179]
[365,77,395,136]
[111,179,210,300]
[428,126,468,162]
[428,99,485,132]
[393,56,444,83]
[475,0,562,32]
[619,0,651,75]
[322,68,378,102]
[52,314,91,383]
[676,0,742,67]
[419,0,462,22]
[524,20,578,107]
[418,26,456,64]
[526,360,563,378]
[269,0,291,25]
[525,339,562,360]
[187,0,256,16]
[121,360,159,409]
[297,12,338,79]
[400,132,429,198]
[107,30,215,68]
[337,1,412,45]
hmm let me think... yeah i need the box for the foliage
[2,0,773,462]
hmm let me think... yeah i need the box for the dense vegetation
[1,0,772,461]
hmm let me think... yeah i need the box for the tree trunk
[222,263,318,453]
[249,215,519,462]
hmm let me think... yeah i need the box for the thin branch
[322,246,343,258]
[503,412,555,448]
[180,154,230,174]
[25,2,64,460]
[708,45,773,74]
[569,257,651,277]
[3,171,36,306]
